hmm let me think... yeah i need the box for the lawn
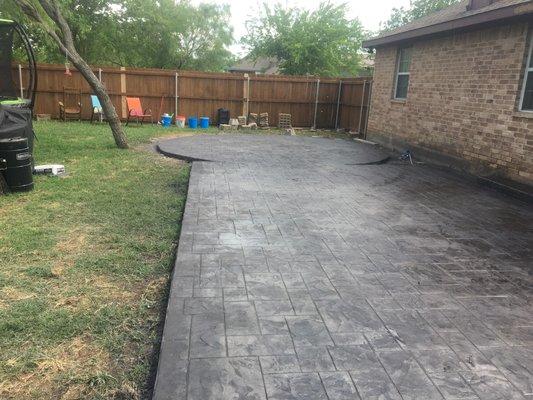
[0,121,190,399]
[0,121,351,399]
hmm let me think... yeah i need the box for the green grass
[0,121,190,399]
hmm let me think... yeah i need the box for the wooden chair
[90,95,104,123]
[59,88,82,121]
[126,97,152,125]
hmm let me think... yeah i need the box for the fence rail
[11,63,372,132]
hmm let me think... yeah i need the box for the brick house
[363,0,533,185]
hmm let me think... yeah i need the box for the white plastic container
[176,116,185,128]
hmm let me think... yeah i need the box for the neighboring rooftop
[228,54,373,77]
[227,56,280,74]
[363,0,533,48]
[360,52,375,70]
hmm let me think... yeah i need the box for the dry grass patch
[0,336,114,400]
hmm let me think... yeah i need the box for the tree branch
[14,0,129,149]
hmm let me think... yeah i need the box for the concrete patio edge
[156,143,209,163]
[151,162,197,400]
[150,133,533,400]
[367,132,533,203]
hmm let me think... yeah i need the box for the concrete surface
[154,134,533,400]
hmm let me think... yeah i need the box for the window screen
[394,47,411,99]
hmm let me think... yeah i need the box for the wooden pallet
[237,115,247,126]
[278,113,292,129]
[259,112,269,128]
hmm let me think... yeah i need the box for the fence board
[10,63,371,132]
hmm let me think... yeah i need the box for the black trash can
[0,136,33,192]
[217,108,230,125]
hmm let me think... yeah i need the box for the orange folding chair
[126,97,152,125]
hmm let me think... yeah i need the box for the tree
[113,0,234,70]
[380,0,461,32]
[15,0,128,148]
[174,3,234,71]
[243,2,365,77]
[2,0,120,64]
[1,0,234,71]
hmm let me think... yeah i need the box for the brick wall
[367,22,533,184]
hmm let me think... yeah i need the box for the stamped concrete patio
[153,134,533,400]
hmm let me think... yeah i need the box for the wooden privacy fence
[12,63,372,132]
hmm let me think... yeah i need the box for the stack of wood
[237,116,247,126]
[259,112,269,128]
[219,118,240,131]
[278,113,292,129]
[248,113,258,125]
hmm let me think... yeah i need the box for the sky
[191,0,412,56]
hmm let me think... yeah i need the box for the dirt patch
[0,336,127,400]
[51,226,96,277]
[153,155,187,168]
[54,228,89,253]
[141,276,168,306]
[91,275,136,304]
[0,287,35,302]
[50,259,74,278]
[0,198,28,219]
[135,132,196,154]
[53,295,89,310]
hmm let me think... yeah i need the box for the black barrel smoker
[0,19,37,192]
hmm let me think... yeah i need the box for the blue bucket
[161,115,172,127]
[200,116,209,129]
[188,116,198,129]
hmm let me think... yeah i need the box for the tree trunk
[69,54,129,149]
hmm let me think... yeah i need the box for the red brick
[368,22,533,183]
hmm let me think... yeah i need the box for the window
[394,47,412,99]
[519,35,533,112]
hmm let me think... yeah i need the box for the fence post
[120,67,127,119]
[358,80,367,135]
[334,80,342,130]
[18,64,23,98]
[243,73,250,117]
[175,72,179,120]
[363,81,373,139]
[247,74,250,116]
[312,78,320,129]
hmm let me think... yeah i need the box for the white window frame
[519,33,533,112]
[394,47,411,100]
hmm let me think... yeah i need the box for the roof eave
[363,3,533,48]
